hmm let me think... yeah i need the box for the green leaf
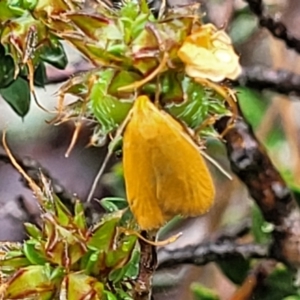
[106,235,137,271]
[0,2,23,20]
[229,11,258,45]
[108,70,141,95]
[166,78,207,129]
[53,194,73,227]
[114,288,133,300]
[108,267,127,283]
[251,203,273,244]
[66,13,110,41]
[101,197,128,212]
[40,41,68,69]
[50,266,65,282]
[81,250,103,275]
[166,77,228,131]
[237,87,267,129]
[283,296,300,300]
[88,217,119,251]
[22,0,38,10]
[4,265,55,300]
[0,76,31,117]
[105,235,137,274]
[62,272,104,300]
[108,135,123,154]
[119,208,135,227]
[0,47,15,88]
[74,200,87,230]
[290,184,300,207]
[217,256,250,284]
[191,283,219,300]
[7,0,37,11]
[6,1,26,15]
[90,69,134,134]
[24,223,42,239]
[23,240,47,265]
[161,71,184,103]
[104,290,118,300]
[0,256,31,270]
[34,62,47,87]
[124,248,140,279]
[251,265,298,300]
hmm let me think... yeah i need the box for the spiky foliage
[0,191,138,300]
[0,0,238,142]
[0,1,242,298]
[52,0,232,147]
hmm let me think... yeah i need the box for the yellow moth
[123,96,215,230]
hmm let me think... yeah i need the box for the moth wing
[151,110,215,218]
[123,101,165,230]
[123,96,215,230]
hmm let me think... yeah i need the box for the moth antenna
[119,228,182,247]
[200,150,232,180]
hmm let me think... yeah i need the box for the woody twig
[244,0,300,53]
[214,103,300,268]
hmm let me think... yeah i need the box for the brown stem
[158,241,268,269]
[244,0,300,53]
[134,231,157,300]
[214,104,300,267]
[46,61,300,97]
[236,66,300,96]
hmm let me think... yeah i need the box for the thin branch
[47,63,300,99]
[0,152,102,225]
[45,60,93,84]
[158,240,269,269]
[157,220,255,269]
[0,153,75,209]
[214,104,300,267]
[45,59,300,98]
[237,66,300,96]
[213,218,252,241]
[134,231,157,300]
[244,0,300,53]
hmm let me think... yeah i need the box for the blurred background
[1,0,300,299]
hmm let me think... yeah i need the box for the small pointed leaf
[88,217,119,251]
[4,265,55,299]
[23,240,47,265]
[101,197,128,213]
[24,223,42,239]
[0,77,30,117]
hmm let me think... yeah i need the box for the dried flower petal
[178,24,242,82]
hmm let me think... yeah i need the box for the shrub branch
[244,0,300,53]
[214,105,300,267]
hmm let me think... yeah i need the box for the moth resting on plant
[123,96,215,230]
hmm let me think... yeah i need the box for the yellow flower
[178,24,242,82]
